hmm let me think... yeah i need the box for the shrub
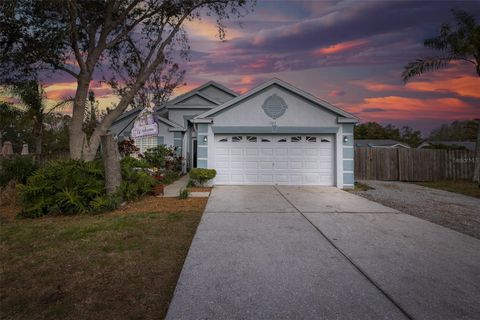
[19,160,106,217]
[0,156,38,187]
[189,168,216,186]
[178,188,189,199]
[19,157,155,218]
[143,145,181,171]
[120,156,155,201]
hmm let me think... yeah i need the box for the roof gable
[166,81,236,108]
[195,78,358,121]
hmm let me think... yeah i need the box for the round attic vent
[262,94,288,119]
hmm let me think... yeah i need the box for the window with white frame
[134,136,158,154]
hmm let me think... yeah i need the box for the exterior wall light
[343,136,349,143]
[203,136,208,142]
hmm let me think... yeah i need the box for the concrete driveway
[166,186,480,320]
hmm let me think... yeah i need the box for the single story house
[355,139,410,148]
[417,141,476,151]
[109,78,358,188]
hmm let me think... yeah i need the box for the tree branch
[67,1,87,72]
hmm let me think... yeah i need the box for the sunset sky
[26,1,480,135]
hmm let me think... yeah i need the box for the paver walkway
[166,186,480,320]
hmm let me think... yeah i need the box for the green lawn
[417,180,480,198]
[0,197,207,320]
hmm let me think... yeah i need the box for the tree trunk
[69,74,91,160]
[101,133,122,195]
[80,80,147,161]
[33,120,43,155]
[473,121,480,184]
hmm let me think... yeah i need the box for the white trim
[337,117,359,124]
[343,158,354,161]
[191,118,213,124]
[343,170,354,174]
[197,157,208,161]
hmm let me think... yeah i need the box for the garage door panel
[304,161,318,169]
[245,148,258,156]
[290,161,303,169]
[260,148,273,156]
[245,174,258,183]
[288,148,303,156]
[304,148,319,156]
[231,161,243,169]
[275,161,289,169]
[260,161,273,169]
[214,135,335,186]
[216,160,229,169]
[230,148,243,156]
[216,147,229,156]
[290,175,303,184]
[245,161,258,169]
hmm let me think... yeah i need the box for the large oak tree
[1,0,252,160]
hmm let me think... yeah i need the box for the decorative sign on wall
[131,108,158,138]
[262,94,288,119]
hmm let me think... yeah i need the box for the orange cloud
[312,39,368,55]
[44,81,113,101]
[351,80,402,92]
[406,75,480,98]
[346,96,475,121]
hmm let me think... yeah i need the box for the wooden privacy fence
[355,147,476,181]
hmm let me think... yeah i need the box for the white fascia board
[191,118,213,124]
[337,117,359,124]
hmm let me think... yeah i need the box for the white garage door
[214,135,335,185]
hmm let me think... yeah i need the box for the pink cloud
[312,39,368,56]
[329,89,345,97]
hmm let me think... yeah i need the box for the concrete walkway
[166,186,480,320]
[162,175,189,197]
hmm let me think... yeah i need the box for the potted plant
[153,183,164,196]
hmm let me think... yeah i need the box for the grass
[417,180,480,198]
[0,196,207,320]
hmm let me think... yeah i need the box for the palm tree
[9,80,71,155]
[402,9,480,183]
[10,80,45,154]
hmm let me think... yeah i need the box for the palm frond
[452,9,476,31]
[402,56,453,82]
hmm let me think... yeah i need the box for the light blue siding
[157,136,164,145]
[197,159,208,168]
[198,124,208,133]
[343,159,354,171]
[197,134,208,145]
[343,135,354,146]
[343,147,354,159]
[343,124,354,134]
[197,146,208,158]
[343,172,354,185]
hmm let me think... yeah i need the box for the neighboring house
[417,141,476,151]
[355,139,410,148]
[110,78,358,188]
